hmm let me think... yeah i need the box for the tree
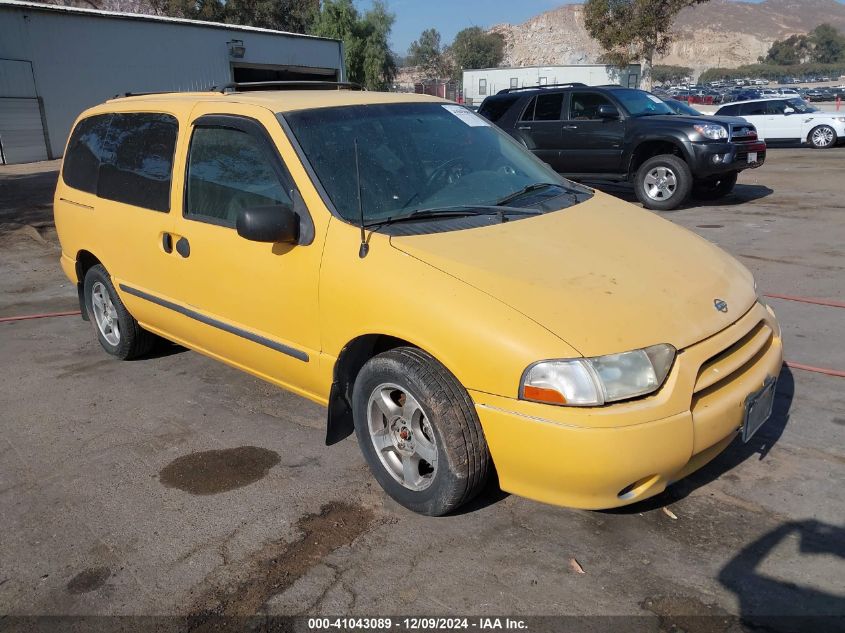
[449,27,505,77]
[651,64,693,85]
[311,0,397,90]
[811,23,845,64]
[765,34,812,65]
[583,0,709,90]
[407,28,445,79]
[148,0,317,32]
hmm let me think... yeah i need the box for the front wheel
[692,171,738,200]
[634,154,692,211]
[808,125,837,149]
[352,347,490,516]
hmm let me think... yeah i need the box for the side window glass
[767,100,786,115]
[185,126,291,226]
[520,97,537,121]
[533,93,564,121]
[62,114,112,194]
[741,102,767,116]
[97,113,178,212]
[569,93,613,120]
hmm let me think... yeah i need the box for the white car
[715,97,845,148]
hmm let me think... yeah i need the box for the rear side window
[718,104,740,116]
[185,126,291,226]
[478,96,518,122]
[62,115,112,195]
[739,101,770,116]
[97,113,178,212]
[534,93,564,121]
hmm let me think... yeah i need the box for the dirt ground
[0,149,843,632]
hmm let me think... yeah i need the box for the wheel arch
[326,333,425,446]
[74,250,103,321]
[628,138,690,177]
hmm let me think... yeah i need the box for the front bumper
[690,140,767,177]
[471,302,784,510]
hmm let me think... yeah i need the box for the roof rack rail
[212,80,365,93]
[111,91,174,99]
[496,82,587,95]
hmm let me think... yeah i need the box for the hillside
[492,0,845,73]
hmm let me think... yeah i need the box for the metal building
[0,0,345,164]
[462,64,642,106]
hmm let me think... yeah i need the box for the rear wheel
[352,347,490,516]
[83,264,155,360]
[692,171,738,200]
[634,154,692,211]
[808,125,837,149]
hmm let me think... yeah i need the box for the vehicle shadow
[136,339,189,360]
[605,364,794,514]
[579,180,774,210]
[718,519,845,632]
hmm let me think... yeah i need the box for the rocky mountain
[492,0,845,73]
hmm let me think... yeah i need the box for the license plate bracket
[748,152,758,164]
[742,376,777,443]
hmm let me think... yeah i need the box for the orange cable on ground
[0,310,81,323]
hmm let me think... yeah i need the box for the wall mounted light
[227,39,245,59]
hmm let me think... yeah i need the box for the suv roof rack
[212,80,364,93]
[496,82,587,95]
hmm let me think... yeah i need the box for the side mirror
[597,104,620,119]
[783,107,795,115]
[236,204,299,244]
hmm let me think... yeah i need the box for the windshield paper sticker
[442,104,490,127]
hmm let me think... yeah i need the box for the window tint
[62,114,112,194]
[185,126,291,225]
[569,92,614,120]
[718,104,739,116]
[740,101,769,116]
[97,113,178,212]
[478,95,518,122]
[534,93,564,121]
[520,97,536,121]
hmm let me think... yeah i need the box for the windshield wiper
[495,182,568,207]
[365,205,540,228]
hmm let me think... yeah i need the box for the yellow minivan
[54,84,784,515]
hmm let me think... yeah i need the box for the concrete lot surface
[0,149,843,632]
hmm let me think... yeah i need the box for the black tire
[634,154,693,211]
[692,171,738,200]
[808,125,837,149]
[352,347,490,516]
[83,264,155,360]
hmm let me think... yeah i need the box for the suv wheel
[84,264,156,360]
[352,347,490,516]
[634,154,692,211]
[692,171,738,200]
[808,125,837,149]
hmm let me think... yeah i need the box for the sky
[356,0,845,55]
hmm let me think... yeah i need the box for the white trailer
[462,64,641,106]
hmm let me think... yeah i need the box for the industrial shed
[0,0,345,164]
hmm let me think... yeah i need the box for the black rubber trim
[118,284,309,362]
[175,237,190,258]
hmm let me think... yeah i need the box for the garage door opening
[232,64,339,84]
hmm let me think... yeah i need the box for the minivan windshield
[281,103,588,224]
[611,89,675,117]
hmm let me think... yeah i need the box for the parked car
[478,85,766,210]
[54,85,784,516]
[716,97,845,148]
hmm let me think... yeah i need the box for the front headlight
[521,344,676,407]
[693,124,729,140]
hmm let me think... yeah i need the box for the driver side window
[569,93,613,120]
[185,126,292,226]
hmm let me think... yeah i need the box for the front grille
[693,319,774,395]
[730,124,757,140]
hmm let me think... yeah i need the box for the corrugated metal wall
[0,58,49,163]
[0,2,344,162]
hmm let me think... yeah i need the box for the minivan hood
[389,194,756,357]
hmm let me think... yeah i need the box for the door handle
[563,125,578,129]
[162,233,173,253]
[517,125,532,130]
[175,237,190,258]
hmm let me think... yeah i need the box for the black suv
[478,84,766,210]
